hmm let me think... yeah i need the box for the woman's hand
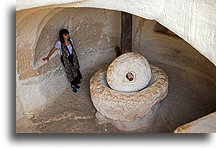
[42,56,49,62]
[42,48,58,62]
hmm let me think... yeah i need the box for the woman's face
[63,33,70,39]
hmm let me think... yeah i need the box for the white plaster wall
[17,0,216,66]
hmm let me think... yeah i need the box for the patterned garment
[61,41,80,82]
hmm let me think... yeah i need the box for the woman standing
[42,29,82,93]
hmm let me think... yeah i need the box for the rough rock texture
[16,98,38,133]
[16,6,215,133]
[90,65,168,122]
[174,112,216,133]
[95,105,159,131]
[106,52,151,92]
[16,0,216,66]
[16,8,118,114]
[16,0,86,11]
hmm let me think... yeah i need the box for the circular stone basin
[106,52,152,92]
[90,65,168,122]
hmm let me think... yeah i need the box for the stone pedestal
[95,101,161,131]
[90,52,168,131]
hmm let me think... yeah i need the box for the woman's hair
[59,29,71,43]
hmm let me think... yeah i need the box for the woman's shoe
[75,85,80,89]
[71,86,77,93]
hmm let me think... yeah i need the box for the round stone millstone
[106,52,151,92]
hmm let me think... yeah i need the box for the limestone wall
[16,8,119,115]
[17,0,216,66]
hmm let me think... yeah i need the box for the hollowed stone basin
[90,64,168,123]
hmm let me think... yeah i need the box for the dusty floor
[16,33,215,133]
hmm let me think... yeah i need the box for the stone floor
[25,68,121,133]
[21,61,215,133]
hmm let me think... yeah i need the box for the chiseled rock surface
[16,8,118,114]
[90,65,168,122]
[95,110,157,131]
[17,0,216,66]
[106,52,151,92]
[174,112,216,133]
[16,0,86,11]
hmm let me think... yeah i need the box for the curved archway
[17,0,216,65]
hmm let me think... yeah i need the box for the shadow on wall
[154,22,180,39]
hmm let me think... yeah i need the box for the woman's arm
[42,47,58,61]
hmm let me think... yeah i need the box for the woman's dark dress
[60,41,82,86]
